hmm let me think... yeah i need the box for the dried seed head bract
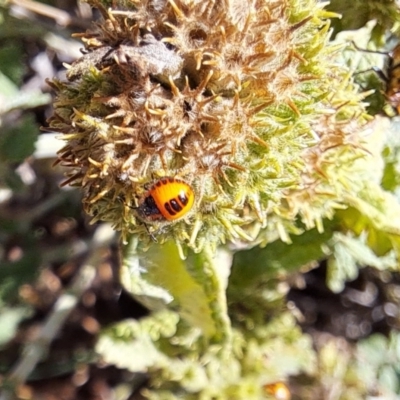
[49,0,368,252]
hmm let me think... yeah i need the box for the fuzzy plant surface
[97,309,316,399]
[48,0,372,255]
[46,0,400,398]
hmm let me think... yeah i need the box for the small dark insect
[353,42,400,115]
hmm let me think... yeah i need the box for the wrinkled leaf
[339,181,400,258]
[97,311,316,399]
[356,333,400,398]
[327,232,397,292]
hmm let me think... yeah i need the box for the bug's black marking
[169,199,183,213]
[178,192,189,205]
[141,195,160,217]
[164,202,177,216]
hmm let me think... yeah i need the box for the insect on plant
[136,177,195,223]
[352,41,400,115]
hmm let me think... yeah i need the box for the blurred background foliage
[2,0,400,399]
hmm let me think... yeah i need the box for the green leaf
[0,307,31,348]
[0,243,42,304]
[0,41,25,86]
[229,224,335,290]
[339,182,400,258]
[0,113,38,162]
[378,365,399,394]
[327,232,397,292]
[97,311,177,373]
[97,311,316,399]
[121,240,219,338]
[381,118,400,194]
[0,70,18,97]
[357,334,389,368]
[1,90,51,114]
[1,167,24,192]
[355,333,400,397]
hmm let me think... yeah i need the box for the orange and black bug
[263,382,291,400]
[352,42,400,115]
[137,177,195,222]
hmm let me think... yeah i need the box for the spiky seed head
[48,0,368,252]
